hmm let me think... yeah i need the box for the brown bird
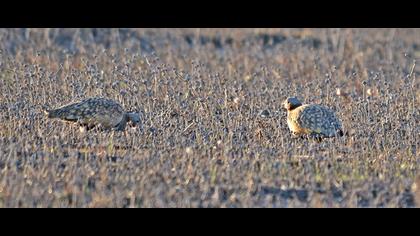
[283,97,343,141]
[45,97,140,131]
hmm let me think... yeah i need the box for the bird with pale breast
[44,97,140,131]
[283,97,343,140]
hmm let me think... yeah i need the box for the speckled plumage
[45,97,140,131]
[283,97,343,139]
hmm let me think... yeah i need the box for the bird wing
[47,97,126,128]
[47,101,92,122]
[295,104,341,136]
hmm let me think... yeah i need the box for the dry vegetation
[0,28,419,207]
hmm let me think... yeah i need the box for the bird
[44,97,140,131]
[283,97,343,141]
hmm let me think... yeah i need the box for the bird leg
[79,123,97,132]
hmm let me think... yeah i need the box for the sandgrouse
[45,97,140,131]
[283,97,343,140]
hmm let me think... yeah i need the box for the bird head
[283,97,302,111]
[127,112,141,126]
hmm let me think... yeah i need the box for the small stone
[259,109,270,118]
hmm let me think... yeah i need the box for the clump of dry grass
[0,28,418,207]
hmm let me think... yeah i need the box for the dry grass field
[0,28,418,207]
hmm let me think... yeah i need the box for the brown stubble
[0,28,418,207]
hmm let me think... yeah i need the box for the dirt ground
[0,28,418,207]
